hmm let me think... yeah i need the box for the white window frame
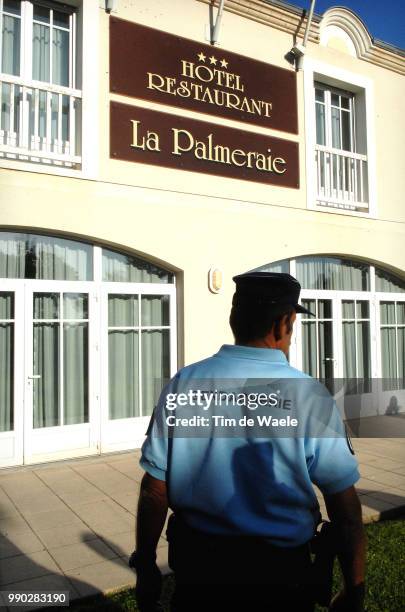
[0,0,99,178]
[303,57,377,218]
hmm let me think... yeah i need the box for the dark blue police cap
[232,271,315,316]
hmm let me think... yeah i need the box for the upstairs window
[314,82,368,213]
[0,0,81,167]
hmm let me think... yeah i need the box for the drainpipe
[211,0,226,45]
[290,0,316,69]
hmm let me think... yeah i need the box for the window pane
[0,292,14,432]
[33,23,50,82]
[331,93,340,107]
[33,323,59,428]
[357,321,370,380]
[302,322,317,377]
[376,268,405,292]
[381,328,397,379]
[301,299,316,319]
[341,110,352,152]
[108,295,138,327]
[141,295,170,326]
[109,330,139,419]
[319,321,333,379]
[0,233,92,281]
[341,96,350,110]
[102,249,174,283]
[356,301,369,319]
[34,293,59,319]
[315,88,324,102]
[318,299,332,319]
[54,11,70,28]
[398,328,405,381]
[255,260,290,274]
[331,107,341,149]
[342,301,355,319]
[64,323,88,424]
[52,28,69,86]
[380,302,395,325]
[397,303,405,325]
[64,294,87,320]
[296,257,369,291]
[315,102,326,145]
[0,292,14,319]
[4,0,21,15]
[1,14,20,75]
[343,321,356,378]
[33,5,50,24]
[142,330,170,416]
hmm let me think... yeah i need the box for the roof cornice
[196,1,405,76]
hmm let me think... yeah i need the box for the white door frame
[23,280,99,464]
[0,280,24,468]
[100,282,177,453]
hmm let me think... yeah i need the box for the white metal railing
[315,145,368,211]
[0,75,81,167]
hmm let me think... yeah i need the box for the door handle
[323,358,336,362]
[28,375,41,379]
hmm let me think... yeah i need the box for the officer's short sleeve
[305,390,360,496]
[139,380,174,481]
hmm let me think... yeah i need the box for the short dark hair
[229,304,294,344]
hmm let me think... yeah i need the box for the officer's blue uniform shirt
[140,345,360,548]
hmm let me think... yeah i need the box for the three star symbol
[197,52,229,69]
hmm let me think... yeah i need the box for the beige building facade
[1,0,405,467]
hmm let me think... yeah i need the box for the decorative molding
[196,1,405,76]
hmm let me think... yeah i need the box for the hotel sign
[110,18,298,135]
[110,102,299,188]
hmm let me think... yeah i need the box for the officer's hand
[129,552,163,612]
[329,584,365,612]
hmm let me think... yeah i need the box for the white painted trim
[303,56,377,219]
[80,0,100,179]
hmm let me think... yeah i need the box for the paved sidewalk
[0,439,404,609]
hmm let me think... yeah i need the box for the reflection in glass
[380,302,395,325]
[64,294,87,320]
[34,293,59,319]
[302,322,317,377]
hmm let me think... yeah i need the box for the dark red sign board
[110,17,298,135]
[110,102,299,188]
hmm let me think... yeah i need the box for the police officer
[132,272,366,612]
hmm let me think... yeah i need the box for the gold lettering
[130,120,160,151]
[201,87,214,104]
[231,149,246,166]
[194,139,208,160]
[273,157,287,174]
[261,101,272,117]
[256,153,268,171]
[213,145,231,164]
[147,72,166,92]
[234,75,245,92]
[181,60,195,78]
[195,65,214,83]
[172,128,194,155]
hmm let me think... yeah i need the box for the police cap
[232,271,315,316]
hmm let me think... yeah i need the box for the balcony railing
[0,75,81,167]
[315,145,369,212]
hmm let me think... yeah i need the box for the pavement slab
[0,443,403,603]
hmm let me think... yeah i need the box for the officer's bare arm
[136,472,168,562]
[324,485,366,588]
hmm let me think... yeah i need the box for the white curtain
[142,330,170,417]
[64,322,88,424]
[1,13,20,75]
[52,28,69,86]
[0,293,13,432]
[102,249,173,284]
[302,322,317,377]
[32,23,50,82]
[0,234,26,278]
[296,257,369,291]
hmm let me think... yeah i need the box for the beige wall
[1,0,405,365]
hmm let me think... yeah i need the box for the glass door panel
[301,298,334,380]
[33,292,89,428]
[0,292,14,432]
